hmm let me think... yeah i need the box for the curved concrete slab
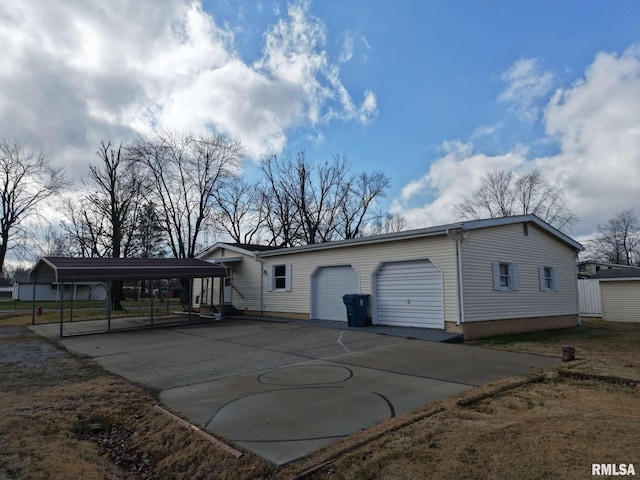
[34,318,558,465]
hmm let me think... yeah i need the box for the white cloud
[498,57,554,122]
[0,0,376,173]
[339,32,354,63]
[392,141,526,226]
[393,46,640,236]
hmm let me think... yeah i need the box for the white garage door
[312,265,359,321]
[375,260,444,329]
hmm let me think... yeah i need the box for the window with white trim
[539,266,559,292]
[268,264,292,292]
[492,262,519,291]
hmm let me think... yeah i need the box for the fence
[578,279,602,316]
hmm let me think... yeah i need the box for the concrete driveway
[33,318,557,465]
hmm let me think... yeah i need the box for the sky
[1,0,639,245]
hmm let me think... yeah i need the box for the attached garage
[311,265,359,321]
[200,215,584,339]
[373,259,444,329]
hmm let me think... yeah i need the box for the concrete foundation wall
[462,314,579,340]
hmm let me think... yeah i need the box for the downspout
[256,257,264,315]
[448,229,464,327]
[575,252,581,326]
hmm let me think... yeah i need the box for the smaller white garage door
[375,259,444,329]
[312,265,359,321]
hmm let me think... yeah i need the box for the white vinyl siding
[600,280,640,322]
[194,248,264,312]
[374,260,444,329]
[260,235,457,324]
[311,265,359,321]
[461,223,578,322]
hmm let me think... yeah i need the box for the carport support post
[31,283,36,325]
[165,280,169,315]
[107,281,112,332]
[188,278,193,321]
[219,276,223,319]
[59,282,64,338]
[150,284,154,326]
[70,282,74,322]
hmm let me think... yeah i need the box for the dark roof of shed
[31,257,227,283]
[591,267,640,280]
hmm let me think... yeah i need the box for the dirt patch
[0,326,274,480]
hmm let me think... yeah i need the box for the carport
[30,257,227,337]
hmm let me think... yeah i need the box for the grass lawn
[0,298,186,328]
[1,316,638,479]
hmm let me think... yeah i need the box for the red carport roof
[30,257,227,283]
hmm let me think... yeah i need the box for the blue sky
[1,0,639,243]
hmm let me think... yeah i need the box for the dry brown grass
[1,317,639,479]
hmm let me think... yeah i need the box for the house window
[274,265,287,289]
[268,264,292,292]
[539,266,559,292]
[492,262,518,291]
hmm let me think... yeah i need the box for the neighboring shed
[197,215,584,340]
[13,282,108,301]
[592,268,640,323]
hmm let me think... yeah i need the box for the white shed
[592,269,640,323]
[12,282,108,301]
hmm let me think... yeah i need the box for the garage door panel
[312,266,359,321]
[376,260,444,329]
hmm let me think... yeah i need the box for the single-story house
[12,282,108,302]
[591,268,640,323]
[195,215,584,340]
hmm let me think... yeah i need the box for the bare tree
[454,169,577,231]
[128,131,242,258]
[337,170,391,239]
[135,202,168,258]
[259,152,390,246]
[87,142,145,259]
[259,155,304,247]
[0,139,67,272]
[60,142,145,260]
[591,209,640,265]
[60,197,107,258]
[213,177,264,244]
[370,213,408,236]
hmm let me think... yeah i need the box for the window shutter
[552,267,560,291]
[492,262,501,291]
[511,264,519,291]
[538,266,546,291]
[285,264,292,292]
[267,265,275,292]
